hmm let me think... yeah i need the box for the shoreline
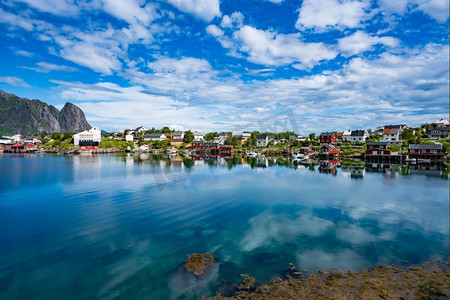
[208,260,450,299]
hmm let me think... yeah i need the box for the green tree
[183,130,194,143]
[63,132,74,141]
[40,131,47,139]
[204,132,218,141]
[309,133,316,140]
[51,132,61,140]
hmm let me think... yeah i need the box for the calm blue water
[0,154,448,299]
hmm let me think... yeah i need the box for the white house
[73,127,102,146]
[143,133,167,141]
[133,126,146,139]
[192,131,204,141]
[342,130,369,144]
[433,119,449,128]
[380,125,405,145]
[214,132,231,145]
[241,132,251,140]
[125,134,134,142]
[289,135,306,142]
[172,131,185,140]
[256,134,272,147]
[0,136,13,144]
[428,126,450,139]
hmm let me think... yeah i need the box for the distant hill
[0,89,90,136]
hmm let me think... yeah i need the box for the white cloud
[296,0,370,31]
[234,25,337,68]
[22,61,78,73]
[265,0,284,3]
[220,12,244,28]
[15,50,34,57]
[378,0,449,23]
[166,0,221,22]
[0,76,31,88]
[11,0,80,16]
[0,7,34,31]
[338,31,399,56]
[206,24,224,37]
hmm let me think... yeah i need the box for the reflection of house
[143,133,167,141]
[319,160,341,174]
[408,144,445,160]
[256,134,272,147]
[380,125,406,145]
[256,156,268,168]
[342,130,369,144]
[342,166,365,178]
[73,127,101,151]
[319,132,336,144]
[365,163,392,172]
[320,144,341,155]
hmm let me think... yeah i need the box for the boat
[417,159,431,163]
[125,146,131,153]
[165,148,177,155]
[247,151,257,157]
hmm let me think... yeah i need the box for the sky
[0,0,448,134]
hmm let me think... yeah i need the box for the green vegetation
[387,145,402,152]
[99,139,132,150]
[0,126,14,136]
[183,130,194,143]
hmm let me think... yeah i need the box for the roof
[320,132,334,137]
[433,119,449,125]
[256,134,272,139]
[409,144,443,150]
[144,133,165,138]
[366,142,388,146]
[351,130,367,136]
[384,124,406,129]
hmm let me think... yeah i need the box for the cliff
[0,89,90,136]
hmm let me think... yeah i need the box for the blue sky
[0,0,448,134]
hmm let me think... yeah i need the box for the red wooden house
[408,144,445,160]
[319,132,337,144]
[320,144,341,155]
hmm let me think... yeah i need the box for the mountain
[0,89,90,136]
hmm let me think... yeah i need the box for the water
[0,154,448,299]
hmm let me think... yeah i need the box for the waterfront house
[428,126,450,139]
[0,136,12,144]
[342,130,369,144]
[319,132,337,145]
[408,144,445,160]
[23,136,42,145]
[192,131,204,141]
[143,133,167,141]
[256,134,272,147]
[320,144,341,155]
[73,127,101,151]
[11,143,37,153]
[365,142,404,162]
[380,125,407,145]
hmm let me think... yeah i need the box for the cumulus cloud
[378,0,449,23]
[220,12,244,28]
[166,0,221,22]
[234,25,337,68]
[0,76,31,88]
[337,31,399,56]
[296,0,370,31]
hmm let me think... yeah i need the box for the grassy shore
[207,260,450,299]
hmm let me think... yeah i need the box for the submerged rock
[183,252,216,276]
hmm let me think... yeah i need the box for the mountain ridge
[0,89,90,136]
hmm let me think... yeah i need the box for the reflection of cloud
[240,211,334,252]
[297,249,367,272]
[336,223,395,244]
[169,263,220,299]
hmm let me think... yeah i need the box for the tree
[51,132,61,140]
[40,131,47,139]
[309,133,316,140]
[204,132,218,141]
[183,130,194,144]
[63,132,74,141]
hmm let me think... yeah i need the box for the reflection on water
[0,153,448,299]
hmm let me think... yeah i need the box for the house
[213,132,230,145]
[289,135,306,142]
[365,142,391,157]
[320,144,341,155]
[408,144,445,160]
[143,133,167,141]
[256,135,272,147]
[11,134,21,143]
[342,130,369,144]
[428,126,450,139]
[163,132,172,139]
[133,126,146,139]
[319,132,336,144]
[23,136,42,145]
[193,131,204,141]
[0,136,13,144]
[73,127,101,151]
[172,131,185,140]
[239,132,252,145]
[380,125,406,145]
[11,143,37,153]
[125,134,134,142]
[298,146,313,154]
[432,119,449,128]
[170,139,184,147]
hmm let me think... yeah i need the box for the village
[1,119,449,175]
